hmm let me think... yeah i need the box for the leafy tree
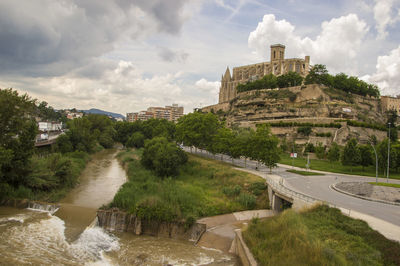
[377,139,397,175]
[386,110,398,142]
[341,138,361,172]
[0,89,38,186]
[231,127,255,167]
[327,142,340,163]
[314,142,325,159]
[66,117,96,152]
[208,127,234,160]
[141,118,176,140]
[304,64,331,86]
[304,143,315,154]
[252,125,280,173]
[280,137,289,152]
[358,145,373,170]
[126,132,145,148]
[114,121,142,146]
[141,137,188,177]
[55,134,73,153]
[176,112,220,150]
[277,71,304,88]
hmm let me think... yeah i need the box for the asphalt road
[185,147,400,227]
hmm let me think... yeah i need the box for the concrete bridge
[264,174,318,212]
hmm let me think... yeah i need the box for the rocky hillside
[203,84,388,146]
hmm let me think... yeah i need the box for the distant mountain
[81,108,125,119]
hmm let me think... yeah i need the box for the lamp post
[369,142,378,183]
[387,122,391,183]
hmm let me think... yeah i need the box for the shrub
[238,192,256,209]
[222,185,241,197]
[141,137,188,177]
[297,126,312,136]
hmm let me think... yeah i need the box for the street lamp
[387,122,391,183]
[369,140,378,183]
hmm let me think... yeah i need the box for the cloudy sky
[0,0,399,115]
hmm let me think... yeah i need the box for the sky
[0,0,399,115]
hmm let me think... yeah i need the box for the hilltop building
[381,95,400,114]
[219,44,310,103]
[126,104,184,122]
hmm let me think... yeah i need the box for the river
[0,149,237,265]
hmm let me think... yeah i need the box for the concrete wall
[231,229,258,266]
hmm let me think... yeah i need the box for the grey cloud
[0,0,189,76]
[158,47,189,63]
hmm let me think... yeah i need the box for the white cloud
[363,45,400,96]
[195,78,221,95]
[248,14,369,74]
[373,0,400,39]
[0,60,184,114]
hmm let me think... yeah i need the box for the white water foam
[0,212,120,265]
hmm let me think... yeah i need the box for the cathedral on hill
[219,44,310,103]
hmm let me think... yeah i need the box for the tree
[358,145,373,170]
[377,138,397,175]
[141,137,188,177]
[176,112,220,150]
[327,142,340,163]
[315,142,325,159]
[304,64,331,86]
[209,127,234,160]
[66,117,96,152]
[277,71,304,88]
[55,134,73,153]
[0,89,38,186]
[386,110,398,142]
[341,138,361,172]
[126,132,145,148]
[252,125,280,173]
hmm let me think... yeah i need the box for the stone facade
[218,44,310,103]
[381,95,400,114]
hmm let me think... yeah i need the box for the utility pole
[387,122,391,183]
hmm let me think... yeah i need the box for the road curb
[330,183,400,207]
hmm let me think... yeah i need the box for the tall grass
[243,205,400,266]
[110,149,269,223]
[0,151,90,202]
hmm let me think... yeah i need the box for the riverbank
[109,149,269,226]
[0,151,90,203]
[243,205,400,265]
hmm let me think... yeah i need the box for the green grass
[369,182,400,188]
[110,149,269,223]
[280,153,400,180]
[286,169,324,176]
[243,205,400,266]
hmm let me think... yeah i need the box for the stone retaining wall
[97,208,206,242]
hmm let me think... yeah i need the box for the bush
[126,132,145,148]
[249,182,267,196]
[141,137,188,177]
[222,185,241,197]
[238,192,256,209]
[297,126,312,136]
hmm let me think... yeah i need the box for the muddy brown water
[0,149,237,265]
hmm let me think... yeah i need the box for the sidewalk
[196,210,275,252]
